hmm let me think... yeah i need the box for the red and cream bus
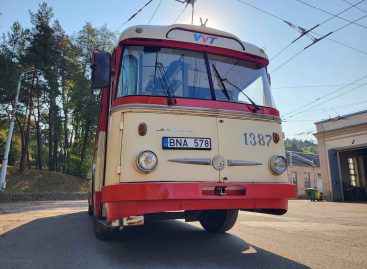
[89,24,297,240]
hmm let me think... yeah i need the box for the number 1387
[244,132,272,146]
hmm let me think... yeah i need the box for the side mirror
[91,50,111,88]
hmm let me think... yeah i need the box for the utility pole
[0,69,40,190]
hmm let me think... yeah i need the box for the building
[286,151,324,198]
[314,110,367,202]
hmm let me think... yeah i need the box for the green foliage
[284,138,318,154]
[0,2,116,179]
[0,54,19,103]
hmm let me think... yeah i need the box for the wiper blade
[156,62,176,106]
[212,64,259,112]
[212,64,231,101]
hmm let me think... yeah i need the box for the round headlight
[269,155,287,175]
[136,150,158,173]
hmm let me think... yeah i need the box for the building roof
[118,24,268,60]
[315,109,367,124]
[314,109,367,133]
[286,150,320,167]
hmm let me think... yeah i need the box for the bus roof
[119,24,268,60]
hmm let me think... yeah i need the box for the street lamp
[0,69,41,190]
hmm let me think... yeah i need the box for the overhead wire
[331,12,367,33]
[272,82,367,89]
[283,99,367,119]
[116,0,155,30]
[173,3,189,24]
[272,1,367,68]
[282,75,367,119]
[314,0,366,27]
[296,0,367,29]
[271,5,367,73]
[236,0,367,63]
[342,0,367,13]
[285,82,367,119]
[148,0,164,24]
[270,49,304,74]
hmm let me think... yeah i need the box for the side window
[291,172,297,185]
[116,47,139,98]
[304,172,311,188]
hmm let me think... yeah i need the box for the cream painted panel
[120,112,219,182]
[94,132,106,191]
[217,118,288,183]
[325,132,367,151]
[104,112,124,186]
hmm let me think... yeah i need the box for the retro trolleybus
[89,24,297,240]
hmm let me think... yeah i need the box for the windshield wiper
[211,64,260,112]
[156,62,176,106]
[212,64,231,101]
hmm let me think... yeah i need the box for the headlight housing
[269,155,287,175]
[136,150,158,173]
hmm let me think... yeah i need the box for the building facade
[286,151,325,199]
[314,110,367,202]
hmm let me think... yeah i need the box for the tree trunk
[35,91,42,170]
[21,73,37,172]
[48,107,54,171]
[16,114,26,173]
[80,119,91,165]
[61,78,69,174]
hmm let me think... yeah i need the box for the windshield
[116,45,275,108]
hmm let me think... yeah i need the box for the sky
[1,0,367,141]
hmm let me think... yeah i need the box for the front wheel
[199,209,238,233]
[88,202,93,216]
[93,217,115,241]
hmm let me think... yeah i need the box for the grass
[1,166,89,194]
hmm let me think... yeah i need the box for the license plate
[162,137,211,150]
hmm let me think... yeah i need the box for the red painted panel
[98,87,109,132]
[121,39,269,66]
[104,198,287,222]
[102,182,296,202]
[94,191,102,217]
[101,182,296,221]
[112,96,280,117]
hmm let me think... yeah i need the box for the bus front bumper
[98,182,297,222]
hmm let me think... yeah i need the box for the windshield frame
[112,39,274,111]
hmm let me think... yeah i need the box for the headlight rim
[136,150,158,173]
[269,155,287,175]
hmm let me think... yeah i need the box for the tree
[284,138,318,154]
[0,2,116,178]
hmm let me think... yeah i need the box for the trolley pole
[0,69,39,190]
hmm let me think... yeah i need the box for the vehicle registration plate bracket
[162,137,211,150]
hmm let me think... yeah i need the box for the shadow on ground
[0,212,309,269]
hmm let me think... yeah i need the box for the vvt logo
[193,33,218,44]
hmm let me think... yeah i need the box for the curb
[0,193,88,202]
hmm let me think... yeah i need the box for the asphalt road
[0,200,366,269]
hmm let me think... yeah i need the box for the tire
[199,209,239,233]
[93,217,115,241]
[88,203,93,216]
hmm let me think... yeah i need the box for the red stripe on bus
[112,96,280,117]
[122,39,269,66]
[104,199,288,222]
[98,87,109,132]
[102,182,296,201]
